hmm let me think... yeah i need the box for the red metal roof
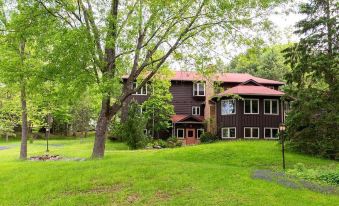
[171,71,284,85]
[171,115,205,123]
[123,71,284,85]
[216,85,285,97]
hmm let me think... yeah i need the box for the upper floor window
[133,82,147,95]
[267,85,275,90]
[193,83,205,96]
[221,99,236,115]
[264,99,279,115]
[192,106,200,115]
[244,99,259,114]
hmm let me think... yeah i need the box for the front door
[186,128,196,145]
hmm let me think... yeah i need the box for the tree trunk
[5,133,8,142]
[20,82,28,159]
[92,98,111,158]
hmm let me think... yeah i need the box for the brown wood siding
[170,81,205,115]
[217,95,283,139]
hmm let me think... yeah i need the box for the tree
[0,1,42,158]
[122,100,147,149]
[142,68,174,138]
[32,0,286,158]
[228,44,290,81]
[283,0,338,159]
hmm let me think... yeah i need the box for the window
[267,85,275,90]
[193,83,205,96]
[264,128,279,139]
[222,127,236,139]
[143,129,148,135]
[244,99,259,114]
[177,129,184,139]
[133,82,147,95]
[264,99,279,115]
[221,99,236,115]
[192,106,200,115]
[244,127,259,139]
[197,129,204,139]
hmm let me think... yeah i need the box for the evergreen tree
[284,0,338,159]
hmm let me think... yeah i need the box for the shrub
[200,132,219,143]
[167,136,182,148]
[121,101,148,149]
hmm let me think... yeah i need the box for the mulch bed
[29,154,86,162]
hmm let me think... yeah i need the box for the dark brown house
[124,71,288,144]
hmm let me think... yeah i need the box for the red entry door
[186,129,196,145]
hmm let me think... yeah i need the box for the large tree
[284,0,338,159]
[31,0,287,158]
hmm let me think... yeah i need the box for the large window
[197,129,204,139]
[193,83,205,96]
[264,99,279,115]
[133,82,147,95]
[244,127,259,139]
[244,99,259,114]
[264,128,279,139]
[177,129,184,139]
[221,99,236,115]
[192,106,200,115]
[222,127,236,139]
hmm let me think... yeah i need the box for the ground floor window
[244,127,259,139]
[197,128,204,139]
[264,128,279,139]
[177,128,184,139]
[222,127,236,139]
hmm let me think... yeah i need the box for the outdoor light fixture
[279,123,286,170]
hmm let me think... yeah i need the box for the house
[123,71,288,144]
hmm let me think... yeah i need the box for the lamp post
[279,123,286,170]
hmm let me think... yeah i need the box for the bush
[121,101,148,149]
[167,136,182,148]
[200,132,219,143]
[287,163,339,186]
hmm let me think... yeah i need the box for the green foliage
[166,136,183,148]
[283,0,338,159]
[121,100,148,149]
[142,68,174,137]
[199,132,219,143]
[228,44,290,81]
[287,163,339,186]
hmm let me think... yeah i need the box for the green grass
[0,138,338,206]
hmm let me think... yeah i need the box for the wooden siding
[170,81,205,115]
[216,95,283,139]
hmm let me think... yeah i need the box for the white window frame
[177,128,184,139]
[221,127,236,139]
[264,99,279,115]
[197,128,204,139]
[192,106,200,115]
[244,127,260,139]
[244,99,259,114]
[221,99,236,115]
[143,129,148,135]
[133,82,147,95]
[193,82,205,96]
[264,128,279,139]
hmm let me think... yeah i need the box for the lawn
[0,137,337,206]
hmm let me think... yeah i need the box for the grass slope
[0,138,337,206]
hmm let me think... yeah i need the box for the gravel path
[0,146,10,150]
